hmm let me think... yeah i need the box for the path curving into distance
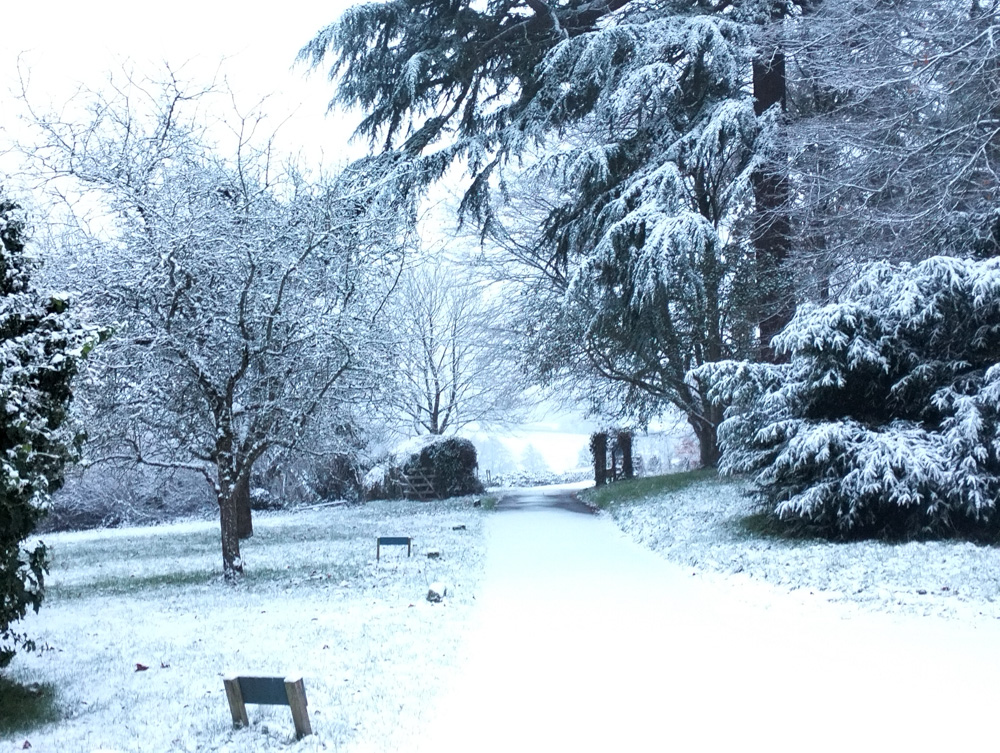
[494,483,595,515]
[417,484,1000,752]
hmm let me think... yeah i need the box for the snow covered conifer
[697,256,1000,539]
[302,2,783,467]
[0,190,94,668]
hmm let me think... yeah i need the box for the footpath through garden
[417,484,1000,752]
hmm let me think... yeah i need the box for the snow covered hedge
[696,256,1000,540]
[0,191,97,667]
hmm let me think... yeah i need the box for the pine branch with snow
[698,256,1000,539]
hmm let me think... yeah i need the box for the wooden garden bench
[224,675,311,739]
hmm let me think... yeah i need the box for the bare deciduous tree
[783,0,1000,286]
[20,70,409,581]
[381,263,527,435]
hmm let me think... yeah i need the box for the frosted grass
[609,476,1000,622]
[2,498,486,752]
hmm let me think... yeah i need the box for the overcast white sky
[0,1,362,176]
[0,2,611,438]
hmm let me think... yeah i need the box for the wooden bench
[377,536,412,561]
[224,675,311,739]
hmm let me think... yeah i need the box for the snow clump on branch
[695,256,1000,540]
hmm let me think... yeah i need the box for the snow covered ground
[608,474,1000,623]
[1,498,485,752]
[420,497,1000,751]
[8,476,1000,751]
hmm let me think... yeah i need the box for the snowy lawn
[595,471,1000,623]
[1,498,486,753]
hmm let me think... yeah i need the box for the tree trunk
[689,404,722,470]
[618,431,634,480]
[218,485,244,583]
[753,48,793,362]
[591,432,608,486]
[693,423,720,470]
[235,472,253,540]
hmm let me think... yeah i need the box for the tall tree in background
[21,74,409,581]
[0,189,95,667]
[783,0,1000,287]
[382,264,527,435]
[301,0,797,466]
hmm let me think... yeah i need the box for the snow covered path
[419,492,1000,752]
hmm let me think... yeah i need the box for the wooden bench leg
[224,677,249,728]
[284,677,312,739]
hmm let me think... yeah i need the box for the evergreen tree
[0,190,95,668]
[301,0,794,465]
[699,256,1000,540]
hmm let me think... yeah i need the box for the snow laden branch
[696,256,1000,540]
[487,17,765,464]
[302,1,790,466]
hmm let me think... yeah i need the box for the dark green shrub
[403,437,484,498]
[0,190,96,667]
[700,256,1000,540]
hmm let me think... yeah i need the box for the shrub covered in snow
[0,191,97,667]
[697,256,1000,540]
[403,437,485,498]
[365,435,485,499]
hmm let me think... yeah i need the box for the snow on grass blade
[1,498,485,752]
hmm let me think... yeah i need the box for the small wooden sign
[224,675,312,739]
[376,536,412,561]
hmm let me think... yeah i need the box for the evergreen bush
[0,191,95,667]
[402,437,484,499]
[697,256,1000,540]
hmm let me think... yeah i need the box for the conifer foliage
[0,190,94,667]
[301,1,776,466]
[699,256,1000,539]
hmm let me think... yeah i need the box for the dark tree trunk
[235,472,253,540]
[689,402,722,469]
[692,423,720,470]
[591,432,608,487]
[618,431,634,480]
[753,49,793,362]
[218,484,244,583]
